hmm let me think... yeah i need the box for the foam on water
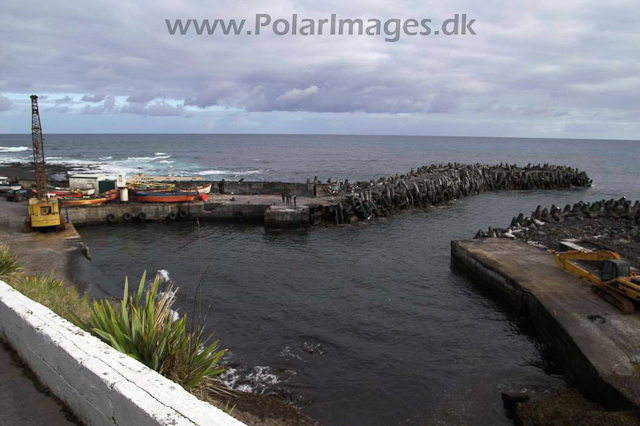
[221,365,289,395]
[0,146,29,152]
[156,269,171,283]
[127,155,172,161]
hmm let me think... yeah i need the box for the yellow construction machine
[555,250,640,314]
[28,94,61,229]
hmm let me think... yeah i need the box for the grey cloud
[126,93,157,103]
[1,0,639,136]
[81,94,106,102]
[81,95,116,114]
[0,94,12,112]
[119,101,184,116]
[53,95,73,105]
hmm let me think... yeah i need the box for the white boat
[0,177,21,193]
[184,183,212,194]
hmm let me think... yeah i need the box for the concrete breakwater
[308,163,592,226]
[60,163,592,228]
[451,239,640,414]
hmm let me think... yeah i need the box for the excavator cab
[601,260,631,282]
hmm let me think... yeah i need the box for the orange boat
[136,191,196,203]
[60,190,118,207]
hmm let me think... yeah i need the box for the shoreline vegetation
[0,244,317,425]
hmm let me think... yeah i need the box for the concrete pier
[63,194,333,227]
[264,205,310,228]
[451,238,640,411]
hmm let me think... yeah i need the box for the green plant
[73,271,226,389]
[0,244,20,278]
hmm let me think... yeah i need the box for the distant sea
[1,134,639,199]
[2,134,639,425]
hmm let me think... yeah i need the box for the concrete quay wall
[65,202,272,227]
[0,279,244,426]
[451,238,640,412]
[264,205,310,228]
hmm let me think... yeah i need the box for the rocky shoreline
[0,161,86,183]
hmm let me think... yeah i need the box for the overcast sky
[1,0,638,139]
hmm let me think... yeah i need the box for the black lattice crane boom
[31,95,48,202]
[28,94,61,228]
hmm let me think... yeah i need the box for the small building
[69,174,114,194]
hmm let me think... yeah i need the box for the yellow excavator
[555,250,640,314]
[27,94,61,229]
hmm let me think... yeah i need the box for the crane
[555,250,640,314]
[27,94,61,228]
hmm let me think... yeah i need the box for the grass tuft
[0,244,20,278]
[9,272,93,322]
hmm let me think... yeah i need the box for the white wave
[156,269,171,283]
[235,169,263,176]
[127,155,172,161]
[221,367,240,389]
[199,169,264,176]
[0,146,29,152]
[154,152,167,155]
[222,366,282,394]
[0,156,32,164]
[200,169,232,175]
[0,153,177,180]
[280,346,303,361]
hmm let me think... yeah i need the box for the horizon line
[1,132,639,142]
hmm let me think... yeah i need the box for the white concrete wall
[0,280,244,426]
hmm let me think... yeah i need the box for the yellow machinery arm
[554,250,621,285]
[554,250,640,314]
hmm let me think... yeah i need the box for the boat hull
[60,190,118,207]
[136,192,196,203]
[61,198,108,207]
[0,185,22,193]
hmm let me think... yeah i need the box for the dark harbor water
[3,134,639,424]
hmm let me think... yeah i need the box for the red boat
[136,191,196,203]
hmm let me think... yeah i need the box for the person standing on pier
[282,192,285,203]
[294,195,297,207]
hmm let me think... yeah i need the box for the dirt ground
[505,389,639,426]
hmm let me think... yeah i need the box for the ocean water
[2,134,639,425]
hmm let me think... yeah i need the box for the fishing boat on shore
[60,189,118,207]
[182,182,211,194]
[0,177,21,193]
[129,182,211,195]
[136,191,196,203]
[128,173,204,184]
[31,187,96,198]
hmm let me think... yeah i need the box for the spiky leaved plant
[72,271,226,390]
[0,244,20,278]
